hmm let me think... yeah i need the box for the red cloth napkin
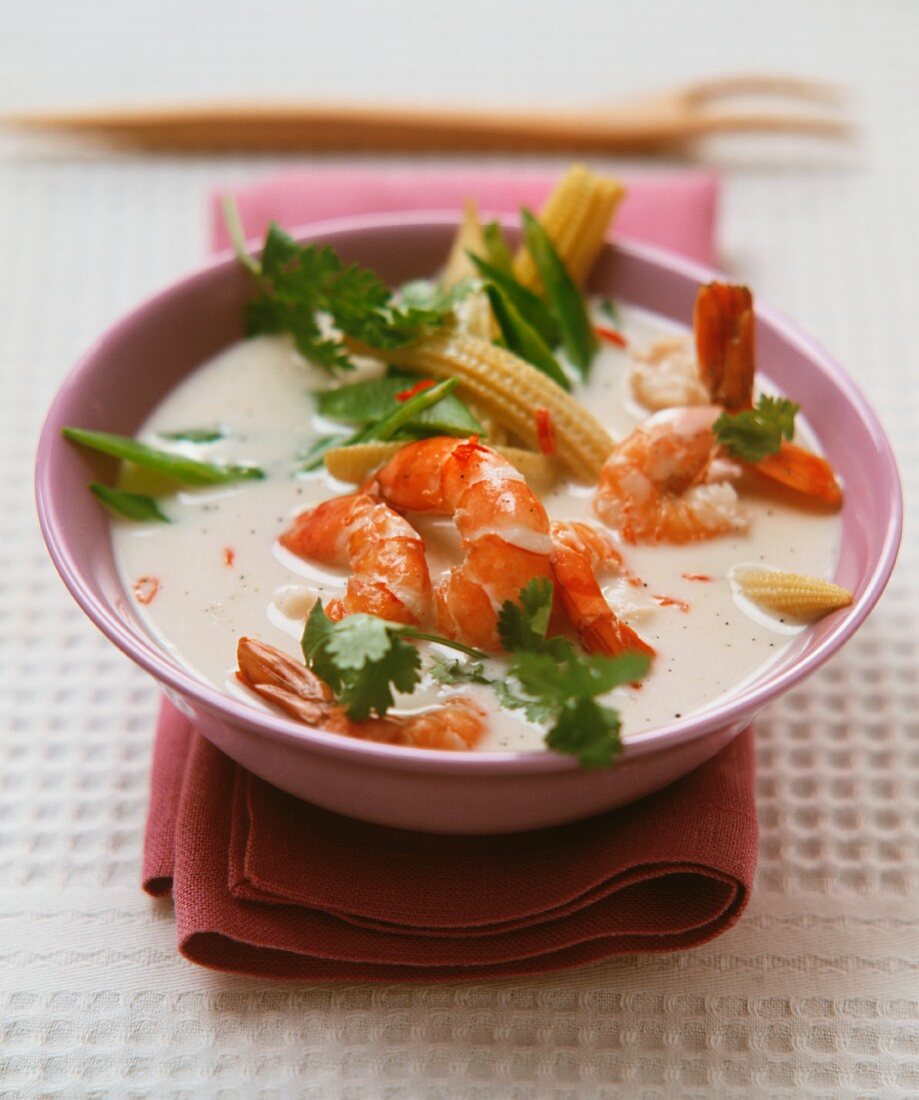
[145,701,756,980]
[143,168,757,981]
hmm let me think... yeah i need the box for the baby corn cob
[734,568,853,621]
[350,332,615,481]
[442,198,487,289]
[440,198,493,340]
[324,439,559,493]
[513,164,626,293]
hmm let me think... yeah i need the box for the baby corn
[442,198,487,289]
[441,198,494,340]
[354,332,615,481]
[325,439,559,493]
[513,164,626,293]
[734,568,853,620]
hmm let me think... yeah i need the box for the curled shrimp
[370,436,554,651]
[694,282,756,413]
[695,281,842,505]
[632,283,842,507]
[550,521,655,658]
[280,493,432,626]
[595,406,747,544]
[237,637,486,751]
[630,335,710,411]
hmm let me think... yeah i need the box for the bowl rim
[35,210,903,776]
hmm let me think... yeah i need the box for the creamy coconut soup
[67,166,849,764]
[109,306,841,752]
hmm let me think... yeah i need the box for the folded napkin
[143,167,756,981]
[145,701,756,980]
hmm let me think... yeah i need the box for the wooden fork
[1,74,852,153]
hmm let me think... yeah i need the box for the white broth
[112,307,842,752]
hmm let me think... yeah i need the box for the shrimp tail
[549,522,655,659]
[751,440,842,507]
[236,636,349,729]
[694,282,755,412]
[580,613,656,659]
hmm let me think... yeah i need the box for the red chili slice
[133,576,160,605]
[595,325,628,349]
[395,379,435,403]
[534,408,557,455]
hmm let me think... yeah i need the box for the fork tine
[679,74,847,107]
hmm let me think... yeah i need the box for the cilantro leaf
[545,696,624,768]
[232,218,457,373]
[429,656,493,687]
[497,576,568,657]
[713,395,800,463]
[512,650,651,707]
[302,602,422,720]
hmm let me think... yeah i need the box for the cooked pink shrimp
[370,437,554,651]
[237,637,485,750]
[280,493,431,626]
[696,282,842,506]
[595,406,747,544]
[550,521,655,658]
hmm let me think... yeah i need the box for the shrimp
[595,406,747,543]
[549,521,655,658]
[369,436,554,651]
[695,281,842,505]
[279,493,432,626]
[237,637,486,751]
[630,335,710,411]
[694,282,756,413]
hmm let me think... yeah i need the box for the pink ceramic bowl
[35,214,901,834]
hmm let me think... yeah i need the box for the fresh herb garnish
[156,427,225,443]
[63,428,264,486]
[223,199,457,373]
[520,208,598,377]
[316,374,482,435]
[467,253,559,346]
[498,579,649,766]
[303,377,476,472]
[308,578,650,768]
[713,395,800,463]
[89,483,171,523]
[302,601,487,720]
[484,285,570,391]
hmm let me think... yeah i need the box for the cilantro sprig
[305,579,650,768]
[302,602,487,721]
[496,578,650,767]
[222,198,459,373]
[713,395,800,463]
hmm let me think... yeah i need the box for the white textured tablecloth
[2,2,918,1096]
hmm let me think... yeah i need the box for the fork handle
[5,100,852,152]
[3,102,719,153]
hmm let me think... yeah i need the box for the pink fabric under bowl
[35,215,902,833]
